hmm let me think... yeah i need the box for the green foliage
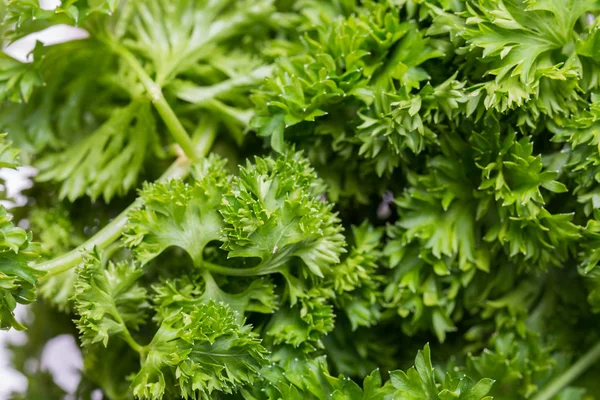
[1,0,117,41]
[243,344,494,399]
[73,251,149,347]
[460,0,599,117]
[0,132,20,167]
[0,208,42,331]
[0,41,116,153]
[387,344,494,399]
[36,101,162,202]
[1,0,283,197]
[126,152,345,352]
[4,0,600,399]
[0,51,42,102]
[251,1,459,177]
[28,204,83,311]
[464,331,556,399]
[124,154,229,265]
[330,222,384,330]
[0,135,42,330]
[221,151,346,280]
[131,301,267,400]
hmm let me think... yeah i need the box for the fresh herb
[2,0,600,399]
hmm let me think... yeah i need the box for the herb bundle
[2,1,600,399]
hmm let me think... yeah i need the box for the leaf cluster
[3,0,600,399]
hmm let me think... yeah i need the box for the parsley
[2,0,600,399]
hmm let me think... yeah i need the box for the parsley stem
[110,43,197,160]
[37,127,218,279]
[532,340,600,400]
[116,315,144,355]
[154,96,197,160]
[36,160,188,278]
[202,261,263,277]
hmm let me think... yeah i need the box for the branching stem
[37,126,218,279]
[110,43,197,160]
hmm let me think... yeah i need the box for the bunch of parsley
[2,0,600,398]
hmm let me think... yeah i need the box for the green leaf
[36,101,162,202]
[244,350,392,400]
[72,250,149,347]
[0,206,42,330]
[0,40,114,153]
[122,0,275,85]
[415,344,440,398]
[254,113,285,153]
[131,301,267,400]
[1,0,116,41]
[221,151,346,281]
[388,344,495,399]
[461,0,599,115]
[0,134,41,330]
[124,154,229,265]
[0,53,42,103]
[151,273,278,323]
[265,288,335,351]
[0,132,20,168]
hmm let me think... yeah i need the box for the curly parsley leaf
[132,301,267,400]
[72,250,149,348]
[0,134,42,330]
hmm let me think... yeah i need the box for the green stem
[36,200,138,277]
[202,261,263,277]
[116,316,145,355]
[37,127,218,279]
[110,43,197,160]
[37,160,188,278]
[532,340,600,400]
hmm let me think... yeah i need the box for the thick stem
[532,340,600,400]
[37,127,218,279]
[111,44,197,160]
